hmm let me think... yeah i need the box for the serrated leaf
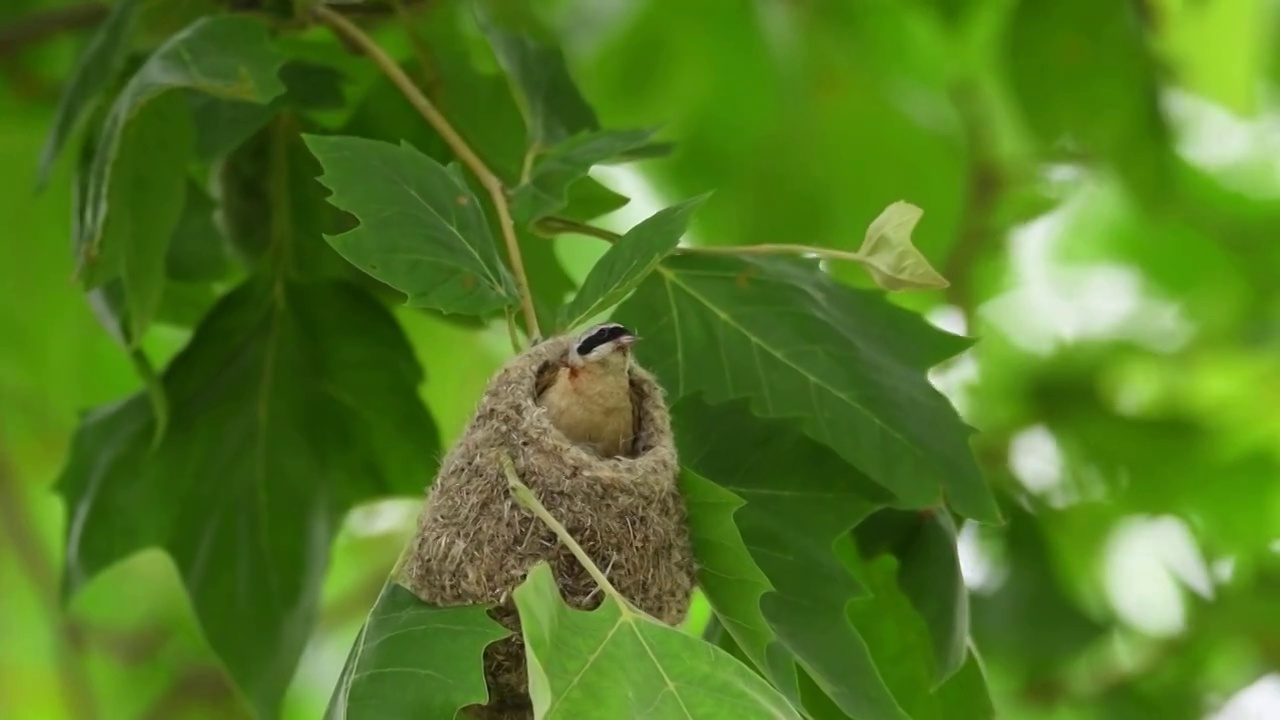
[559,195,707,331]
[513,562,805,720]
[304,134,518,315]
[57,278,440,718]
[37,0,140,187]
[510,128,658,223]
[676,398,908,720]
[77,15,287,340]
[325,581,510,720]
[614,254,998,521]
[857,202,949,291]
[854,509,969,687]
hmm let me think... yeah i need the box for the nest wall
[400,335,697,719]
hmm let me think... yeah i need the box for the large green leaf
[304,134,519,315]
[676,398,908,720]
[558,195,707,331]
[509,128,658,223]
[615,254,998,521]
[56,278,440,718]
[76,15,287,341]
[36,0,140,187]
[513,562,805,719]
[325,581,510,720]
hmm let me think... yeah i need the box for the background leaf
[76,14,287,341]
[36,0,139,186]
[56,278,440,718]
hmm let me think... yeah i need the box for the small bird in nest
[535,322,641,458]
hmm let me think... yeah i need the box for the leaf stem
[498,451,630,608]
[312,5,542,343]
[537,215,876,265]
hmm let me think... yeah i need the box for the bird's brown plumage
[535,351,637,457]
[534,325,640,458]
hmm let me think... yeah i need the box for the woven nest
[400,334,697,719]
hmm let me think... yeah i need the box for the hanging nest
[400,334,697,719]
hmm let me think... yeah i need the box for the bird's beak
[618,335,640,348]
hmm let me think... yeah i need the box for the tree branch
[312,6,542,343]
[0,3,107,58]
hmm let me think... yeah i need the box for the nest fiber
[400,335,697,719]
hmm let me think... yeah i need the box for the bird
[534,322,641,458]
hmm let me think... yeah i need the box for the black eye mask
[575,324,632,356]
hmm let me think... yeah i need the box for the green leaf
[189,60,348,161]
[57,278,440,718]
[304,134,519,315]
[676,398,908,720]
[558,194,708,331]
[219,116,356,282]
[857,202,950,291]
[36,0,140,187]
[845,552,990,720]
[93,92,193,346]
[615,254,998,521]
[474,4,599,150]
[969,504,1106,681]
[510,128,658,223]
[76,15,287,339]
[164,180,231,284]
[513,562,805,719]
[933,653,995,720]
[854,509,969,687]
[325,581,510,720]
[560,175,631,221]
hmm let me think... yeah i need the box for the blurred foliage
[1,0,1279,719]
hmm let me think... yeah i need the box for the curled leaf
[857,201,950,291]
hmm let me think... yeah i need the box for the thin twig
[684,243,870,263]
[312,6,542,343]
[534,216,622,243]
[498,452,629,606]
[538,215,880,265]
[0,3,107,58]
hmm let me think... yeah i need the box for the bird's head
[567,322,639,368]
